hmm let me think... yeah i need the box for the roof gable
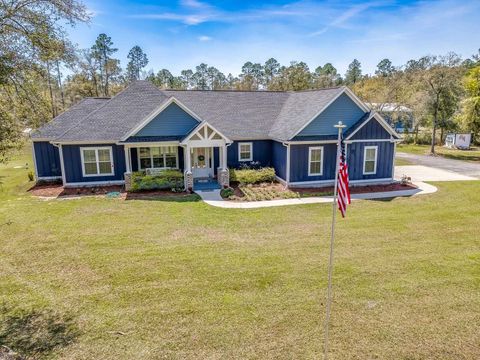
[46,81,384,143]
[345,112,401,140]
[296,92,367,138]
[130,100,200,138]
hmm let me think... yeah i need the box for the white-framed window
[80,147,114,177]
[308,146,324,176]
[138,146,178,170]
[363,146,378,175]
[238,142,253,162]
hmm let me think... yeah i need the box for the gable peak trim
[345,112,401,140]
[289,87,370,140]
[121,96,203,141]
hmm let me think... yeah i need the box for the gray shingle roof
[268,88,345,140]
[162,89,290,140]
[31,98,109,139]
[54,81,170,142]
[38,80,352,142]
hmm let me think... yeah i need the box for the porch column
[222,143,228,170]
[184,145,193,191]
[124,146,131,173]
[185,145,191,172]
[123,145,132,191]
[217,143,230,188]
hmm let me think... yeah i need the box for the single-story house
[31,80,401,190]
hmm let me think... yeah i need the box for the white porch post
[185,144,191,172]
[222,143,228,170]
[124,146,131,173]
[184,144,193,191]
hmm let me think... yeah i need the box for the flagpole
[324,121,346,360]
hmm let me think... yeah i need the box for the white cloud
[198,35,212,42]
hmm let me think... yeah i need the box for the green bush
[403,132,432,145]
[130,170,184,192]
[229,167,275,185]
[220,187,234,198]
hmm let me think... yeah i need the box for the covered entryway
[181,122,232,190]
[191,147,213,178]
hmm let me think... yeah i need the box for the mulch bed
[294,182,417,196]
[29,184,124,198]
[28,184,192,200]
[226,181,417,201]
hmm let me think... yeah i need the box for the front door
[191,147,212,178]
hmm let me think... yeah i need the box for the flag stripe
[337,134,350,218]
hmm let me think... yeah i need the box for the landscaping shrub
[220,187,234,199]
[130,170,184,192]
[229,167,275,185]
[239,184,299,201]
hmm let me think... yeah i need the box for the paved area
[396,152,480,178]
[196,182,437,209]
[394,165,477,182]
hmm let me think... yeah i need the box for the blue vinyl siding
[33,141,61,178]
[271,141,287,180]
[350,118,391,140]
[227,140,272,168]
[347,141,394,180]
[298,93,366,136]
[289,144,337,182]
[62,144,126,183]
[135,103,199,137]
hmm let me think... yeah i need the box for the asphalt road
[396,152,480,179]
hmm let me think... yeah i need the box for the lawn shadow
[0,306,79,359]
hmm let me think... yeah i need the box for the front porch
[122,123,232,191]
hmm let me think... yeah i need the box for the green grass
[1,147,480,359]
[395,157,413,166]
[398,144,480,162]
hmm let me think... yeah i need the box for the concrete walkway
[196,181,437,209]
[394,165,477,182]
[396,152,480,178]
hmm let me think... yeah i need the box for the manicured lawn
[1,146,480,359]
[398,144,480,162]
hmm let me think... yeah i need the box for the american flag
[337,135,351,218]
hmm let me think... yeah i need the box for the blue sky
[68,0,480,76]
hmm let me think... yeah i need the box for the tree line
[1,0,479,162]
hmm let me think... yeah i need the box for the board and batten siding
[297,93,366,137]
[62,144,126,183]
[350,118,391,140]
[33,141,62,178]
[271,141,287,181]
[347,141,394,180]
[227,140,272,168]
[289,143,337,182]
[135,103,199,137]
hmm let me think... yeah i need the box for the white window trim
[80,146,115,177]
[238,142,253,162]
[137,146,179,170]
[363,145,378,175]
[308,146,324,176]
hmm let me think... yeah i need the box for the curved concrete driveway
[396,152,480,179]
